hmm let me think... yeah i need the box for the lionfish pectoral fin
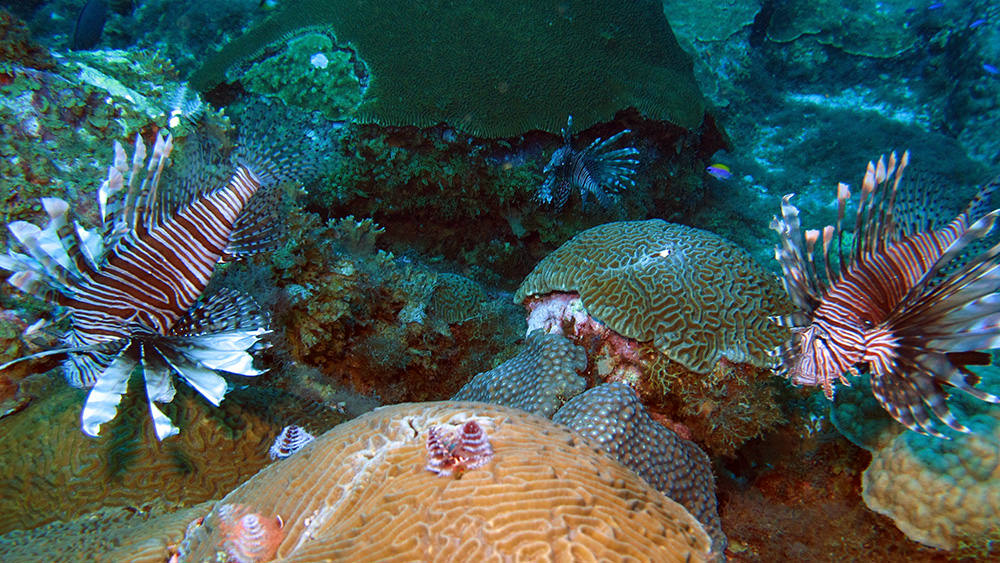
[157,343,229,407]
[80,351,138,438]
[225,170,283,257]
[142,346,180,440]
[0,346,83,372]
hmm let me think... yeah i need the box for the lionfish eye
[860,318,874,329]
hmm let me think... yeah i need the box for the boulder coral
[516,219,789,374]
[179,401,715,562]
[832,371,1000,551]
[190,0,707,138]
[452,331,587,418]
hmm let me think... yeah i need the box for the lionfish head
[782,322,861,399]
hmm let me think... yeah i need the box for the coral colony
[425,420,494,477]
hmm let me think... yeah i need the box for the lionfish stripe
[80,348,136,437]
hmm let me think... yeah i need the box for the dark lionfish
[771,151,1000,437]
[537,115,640,210]
[0,132,278,440]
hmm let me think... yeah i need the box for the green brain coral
[191,0,706,137]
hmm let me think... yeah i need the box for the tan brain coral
[179,401,714,562]
[515,219,789,374]
[0,380,344,535]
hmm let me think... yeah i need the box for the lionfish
[0,132,279,440]
[537,115,640,210]
[770,151,1000,436]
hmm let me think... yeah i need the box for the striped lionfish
[771,151,1000,437]
[537,115,640,210]
[0,132,278,440]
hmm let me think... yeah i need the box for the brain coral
[553,382,726,554]
[515,219,789,374]
[190,0,706,137]
[0,380,344,535]
[0,502,211,563]
[452,331,587,418]
[179,401,714,562]
[855,372,1000,551]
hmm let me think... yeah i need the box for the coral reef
[0,377,344,535]
[191,0,707,138]
[0,9,54,71]
[765,0,919,58]
[452,331,587,418]
[554,382,726,554]
[275,210,523,403]
[0,48,212,233]
[178,401,714,562]
[239,32,364,121]
[831,372,1000,551]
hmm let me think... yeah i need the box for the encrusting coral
[190,0,707,138]
[452,331,587,418]
[178,401,715,562]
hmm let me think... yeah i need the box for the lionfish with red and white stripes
[771,151,1000,436]
[0,132,280,440]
